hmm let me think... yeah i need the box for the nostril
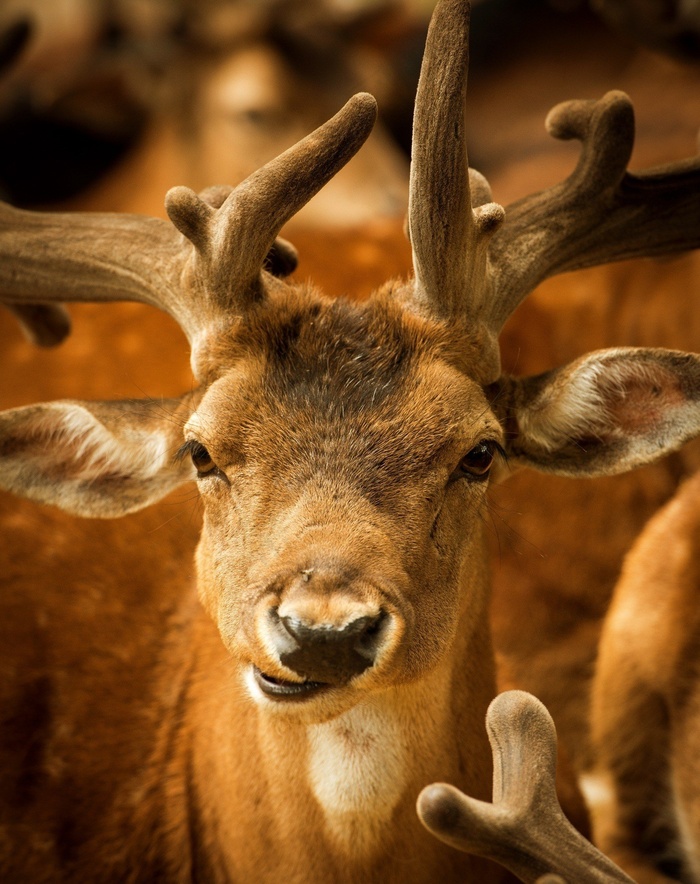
[281,612,378,645]
[353,610,389,661]
[271,609,389,684]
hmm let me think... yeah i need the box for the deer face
[183,290,502,718]
[3,0,700,730]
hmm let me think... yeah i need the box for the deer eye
[456,441,498,480]
[189,442,216,476]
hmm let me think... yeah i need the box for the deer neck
[185,533,497,881]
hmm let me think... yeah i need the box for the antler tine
[0,199,190,324]
[165,92,377,316]
[0,93,373,374]
[407,0,504,341]
[485,90,700,341]
[417,691,635,883]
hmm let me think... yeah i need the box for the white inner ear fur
[31,402,173,480]
[517,353,680,453]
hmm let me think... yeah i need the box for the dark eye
[189,442,216,476]
[457,441,498,480]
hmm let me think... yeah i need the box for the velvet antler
[417,691,635,883]
[0,93,376,374]
[406,0,700,383]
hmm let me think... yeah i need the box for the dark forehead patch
[221,289,484,502]
[241,288,444,413]
[199,287,496,506]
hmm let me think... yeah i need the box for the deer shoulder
[590,467,700,882]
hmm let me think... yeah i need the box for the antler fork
[417,691,634,883]
[0,92,377,376]
[406,0,700,383]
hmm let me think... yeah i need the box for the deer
[2,0,700,878]
[588,465,700,884]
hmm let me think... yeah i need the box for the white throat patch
[306,700,408,856]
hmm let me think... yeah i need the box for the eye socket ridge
[454,439,505,481]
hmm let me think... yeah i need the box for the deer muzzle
[252,559,401,697]
[268,605,390,684]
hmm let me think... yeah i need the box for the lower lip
[252,667,330,701]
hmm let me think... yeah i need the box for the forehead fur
[254,287,446,409]
[193,286,498,500]
[207,283,456,395]
[199,283,492,431]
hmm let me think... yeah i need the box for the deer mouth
[253,667,330,701]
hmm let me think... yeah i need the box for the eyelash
[176,440,217,477]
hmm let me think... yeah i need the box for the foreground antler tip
[417,691,636,882]
[416,783,464,834]
[487,688,553,730]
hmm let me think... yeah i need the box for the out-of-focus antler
[0,93,376,374]
[417,691,634,883]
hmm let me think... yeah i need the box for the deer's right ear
[0,398,195,517]
[493,347,700,478]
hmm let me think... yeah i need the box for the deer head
[1,0,700,729]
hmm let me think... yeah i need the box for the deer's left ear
[492,348,700,477]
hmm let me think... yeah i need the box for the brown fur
[590,469,700,883]
[0,287,511,882]
[3,267,700,879]
[1,0,700,872]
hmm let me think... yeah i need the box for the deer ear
[0,398,195,517]
[495,348,700,477]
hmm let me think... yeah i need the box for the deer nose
[268,607,388,684]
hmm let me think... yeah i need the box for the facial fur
[183,286,503,719]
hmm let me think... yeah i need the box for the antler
[407,0,505,378]
[407,0,700,383]
[417,691,635,883]
[487,91,700,334]
[0,92,377,375]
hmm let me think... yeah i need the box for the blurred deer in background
[0,0,412,222]
[589,467,700,884]
[2,0,700,880]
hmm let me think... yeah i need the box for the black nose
[269,608,387,684]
